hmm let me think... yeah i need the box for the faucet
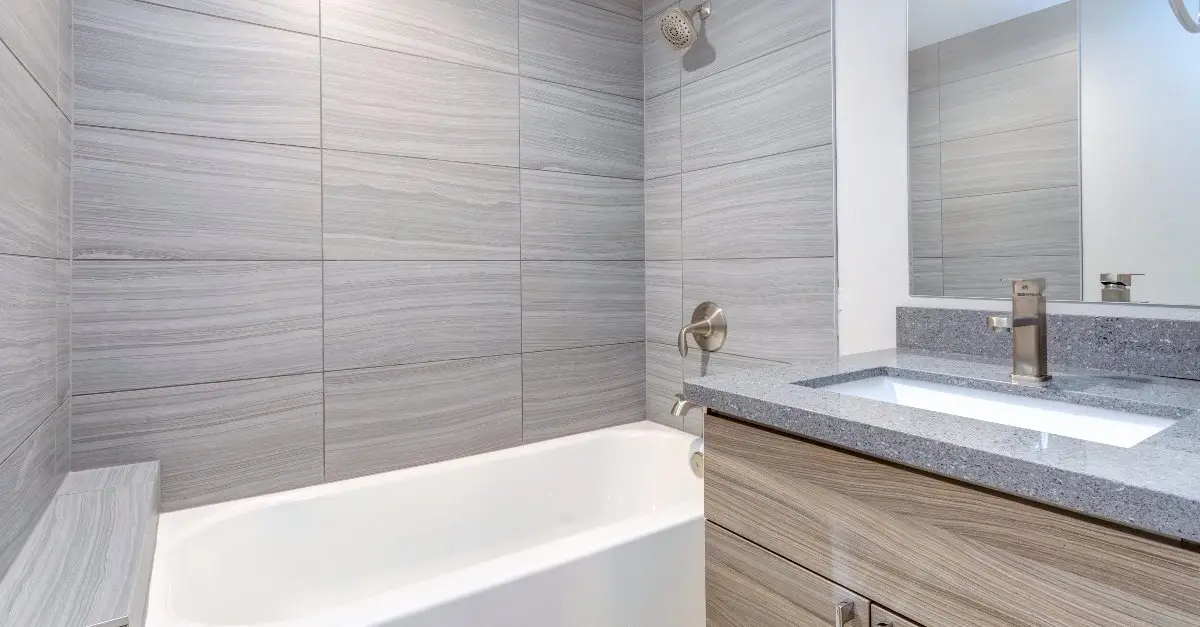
[670,394,705,417]
[986,278,1051,384]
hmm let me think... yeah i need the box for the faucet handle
[1004,278,1046,296]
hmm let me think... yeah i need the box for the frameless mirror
[907,0,1200,306]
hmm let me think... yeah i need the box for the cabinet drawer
[707,521,869,627]
[869,605,920,627]
[705,415,1200,627]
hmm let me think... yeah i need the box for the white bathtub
[145,421,704,627]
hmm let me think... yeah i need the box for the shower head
[659,2,711,50]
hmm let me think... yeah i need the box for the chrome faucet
[986,278,1051,384]
[670,394,705,417]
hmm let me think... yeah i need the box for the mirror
[907,0,1200,306]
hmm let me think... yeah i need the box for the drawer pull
[835,600,856,627]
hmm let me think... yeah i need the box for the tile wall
[69,0,646,511]
[908,1,1081,300]
[0,0,73,578]
[643,0,837,434]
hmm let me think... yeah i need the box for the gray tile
[643,7,680,99]
[324,261,521,371]
[644,0,676,20]
[0,255,57,466]
[683,258,836,362]
[645,174,682,260]
[939,51,1077,142]
[520,0,641,99]
[684,349,784,381]
[323,38,518,166]
[909,87,938,146]
[522,261,645,351]
[645,88,681,180]
[523,343,645,442]
[940,120,1079,199]
[681,33,832,172]
[72,261,323,395]
[0,42,58,259]
[520,78,643,180]
[679,0,830,86]
[911,258,944,297]
[56,112,70,259]
[909,43,937,91]
[0,0,60,105]
[521,170,644,261]
[939,1,1076,84]
[579,0,641,19]
[646,342,683,429]
[909,143,940,202]
[909,199,942,258]
[72,374,323,510]
[646,260,682,346]
[323,150,520,261]
[73,126,322,260]
[324,355,522,481]
[58,0,72,118]
[56,260,69,403]
[682,146,833,259]
[321,0,516,73]
[58,461,158,494]
[75,0,321,147]
[943,255,1081,300]
[0,405,64,578]
[942,186,1080,258]
[153,0,320,33]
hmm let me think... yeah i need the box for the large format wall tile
[71,374,324,510]
[646,342,682,429]
[323,39,518,167]
[682,146,833,259]
[72,261,323,395]
[57,0,72,118]
[0,0,60,107]
[55,260,69,403]
[909,43,938,91]
[579,0,640,19]
[909,87,939,146]
[322,0,517,73]
[644,0,675,20]
[940,120,1079,199]
[645,174,682,260]
[520,78,643,180]
[938,0,1076,84]
[939,51,1077,142]
[679,0,830,86]
[323,150,520,261]
[909,200,942,258]
[324,355,522,481]
[73,126,322,260]
[323,261,521,371]
[153,0,320,34]
[523,343,645,442]
[521,170,644,261]
[909,144,941,202]
[75,0,321,147]
[646,260,682,346]
[683,258,836,362]
[941,186,1080,258]
[520,0,642,99]
[0,43,59,259]
[643,7,680,100]
[0,255,57,466]
[943,255,1081,300]
[0,404,65,578]
[55,114,70,259]
[684,349,785,382]
[681,34,832,172]
[645,88,681,180]
[911,258,944,297]
[522,261,645,351]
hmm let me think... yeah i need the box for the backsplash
[897,307,1200,380]
[69,0,646,511]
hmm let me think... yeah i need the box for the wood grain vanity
[703,413,1200,627]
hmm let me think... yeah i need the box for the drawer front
[707,521,869,627]
[869,605,921,627]
[705,415,1200,627]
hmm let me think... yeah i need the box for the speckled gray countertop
[684,349,1200,543]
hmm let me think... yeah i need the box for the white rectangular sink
[820,376,1174,448]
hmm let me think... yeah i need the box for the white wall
[835,0,910,355]
[1080,0,1200,306]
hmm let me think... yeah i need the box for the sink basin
[819,376,1173,447]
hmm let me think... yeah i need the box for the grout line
[678,141,834,177]
[318,4,326,482]
[0,250,64,262]
[0,35,70,124]
[71,258,656,263]
[933,183,1079,203]
[935,48,1078,90]
[123,0,319,37]
[0,397,71,472]
[912,118,1078,149]
[677,27,833,92]
[561,0,643,22]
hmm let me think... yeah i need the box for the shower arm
[1170,0,1200,33]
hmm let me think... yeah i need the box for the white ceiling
[908,0,1071,49]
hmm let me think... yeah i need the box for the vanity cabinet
[704,414,1200,627]
[869,605,919,627]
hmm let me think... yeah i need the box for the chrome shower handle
[678,302,727,358]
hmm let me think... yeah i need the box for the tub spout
[671,394,705,418]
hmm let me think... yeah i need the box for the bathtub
[145,421,704,627]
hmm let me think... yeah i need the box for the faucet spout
[671,394,705,417]
[989,279,1051,384]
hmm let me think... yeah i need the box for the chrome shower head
[659,2,711,50]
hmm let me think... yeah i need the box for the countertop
[684,349,1200,543]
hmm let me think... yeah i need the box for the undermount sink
[818,376,1174,448]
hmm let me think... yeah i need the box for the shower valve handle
[677,302,727,358]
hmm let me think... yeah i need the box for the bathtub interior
[150,422,702,626]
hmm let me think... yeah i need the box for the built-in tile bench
[0,462,160,627]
